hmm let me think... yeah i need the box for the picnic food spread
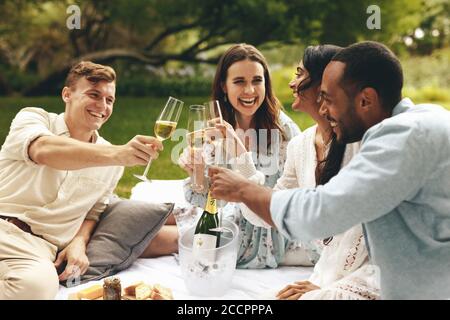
[69,277,174,300]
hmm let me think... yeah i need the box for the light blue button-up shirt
[270,98,450,299]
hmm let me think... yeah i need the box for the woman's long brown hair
[211,43,286,146]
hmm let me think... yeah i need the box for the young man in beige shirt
[0,61,165,299]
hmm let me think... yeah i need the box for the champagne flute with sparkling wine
[186,105,207,193]
[134,96,184,182]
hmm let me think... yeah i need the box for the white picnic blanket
[55,180,313,300]
[56,255,312,300]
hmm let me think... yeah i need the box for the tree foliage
[0,0,446,95]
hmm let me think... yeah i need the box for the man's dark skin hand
[208,166,275,227]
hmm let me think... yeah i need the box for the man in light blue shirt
[209,41,450,299]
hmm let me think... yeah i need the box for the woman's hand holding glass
[209,120,247,160]
[178,145,205,177]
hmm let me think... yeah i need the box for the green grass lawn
[0,95,448,198]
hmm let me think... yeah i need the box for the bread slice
[135,284,153,300]
[123,281,144,296]
[150,283,174,300]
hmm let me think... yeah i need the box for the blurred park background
[0,0,449,197]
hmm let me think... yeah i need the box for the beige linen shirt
[0,107,124,249]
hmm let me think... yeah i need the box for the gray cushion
[62,197,174,286]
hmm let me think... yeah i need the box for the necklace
[315,130,332,168]
[317,130,332,152]
[323,136,332,152]
[315,129,332,183]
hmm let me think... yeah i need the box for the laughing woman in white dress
[275,45,379,300]
[244,45,380,299]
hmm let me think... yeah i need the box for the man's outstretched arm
[211,118,428,242]
[28,135,162,170]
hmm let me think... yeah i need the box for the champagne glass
[203,100,226,200]
[134,96,184,182]
[203,100,227,231]
[209,132,228,233]
[203,100,223,167]
[205,100,223,128]
[186,105,207,192]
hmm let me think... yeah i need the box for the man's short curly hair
[331,41,403,111]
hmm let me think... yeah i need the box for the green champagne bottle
[193,191,220,256]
